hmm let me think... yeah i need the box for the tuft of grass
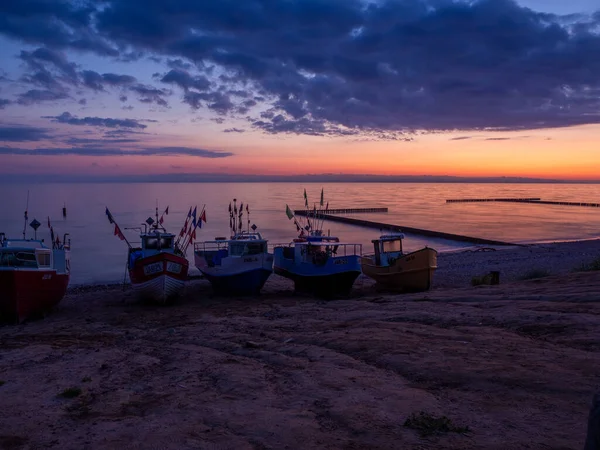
[404,411,470,437]
[519,269,550,280]
[81,376,92,383]
[573,257,600,273]
[58,387,82,399]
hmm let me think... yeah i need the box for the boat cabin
[0,237,60,270]
[371,233,405,266]
[280,236,361,266]
[129,231,177,267]
[195,232,268,262]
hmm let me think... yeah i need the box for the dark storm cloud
[0,1,117,56]
[159,69,211,92]
[0,99,11,109]
[2,0,600,134]
[17,89,69,105]
[43,112,148,129]
[129,84,170,107]
[0,146,234,158]
[0,125,51,142]
[81,70,137,91]
[19,47,78,83]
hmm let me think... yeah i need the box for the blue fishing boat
[273,189,362,298]
[194,200,273,295]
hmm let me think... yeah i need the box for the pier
[293,207,388,214]
[446,198,541,203]
[446,198,600,208]
[295,212,518,246]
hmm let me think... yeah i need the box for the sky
[0,0,599,180]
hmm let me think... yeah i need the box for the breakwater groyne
[294,211,518,246]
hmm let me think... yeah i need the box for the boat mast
[22,190,29,239]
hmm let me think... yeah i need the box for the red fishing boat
[106,206,190,303]
[0,214,71,323]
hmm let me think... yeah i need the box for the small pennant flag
[320,188,324,206]
[304,189,308,208]
[47,216,51,229]
[285,204,294,220]
[246,204,249,213]
[200,210,206,223]
[105,207,115,224]
[187,207,192,218]
[114,224,125,240]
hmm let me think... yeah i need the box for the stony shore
[2,239,600,449]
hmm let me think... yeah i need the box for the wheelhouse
[370,233,405,265]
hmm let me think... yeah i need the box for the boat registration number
[167,262,182,274]
[334,259,348,265]
[144,262,163,275]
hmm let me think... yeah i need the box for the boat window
[0,252,16,266]
[382,240,402,253]
[15,251,38,268]
[145,237,159,250]
[37,252,51,267]
[160,237,173,249]
[229,243,245,256]
[245,242,266,255]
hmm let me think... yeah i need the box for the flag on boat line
[320,188,324,207]
[303,189,308,208]
[47,216,51,228]
[285,204,294,220]
[105,207,115,224]
[158,205,169,224]
[246,204,249,213]
[200,209,206,223]
[114,224,126,241]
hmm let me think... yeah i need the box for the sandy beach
[2,240,600,449]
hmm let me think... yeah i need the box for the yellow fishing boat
[361,232,437,292]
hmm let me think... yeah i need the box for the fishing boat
[106,205,194,303]
[361,232,438,292]
[273,189,362,298]
[194,200,273,295]
[0,212,71,322]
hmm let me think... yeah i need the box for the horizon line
[2,173,600,183]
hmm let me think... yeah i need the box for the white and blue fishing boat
[273,189,362,298]
[194,200,273,295]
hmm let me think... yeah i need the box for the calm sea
[1,182,599,285]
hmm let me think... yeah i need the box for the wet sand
[2,240,600,449]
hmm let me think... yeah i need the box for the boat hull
[0,269,70,322]
[201,268,273,295]
[274,266,361,298]
[361,247,438,292]
[129,252,189,303]
[195,249,273,295]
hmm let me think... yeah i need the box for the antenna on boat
[22,190,29,239]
